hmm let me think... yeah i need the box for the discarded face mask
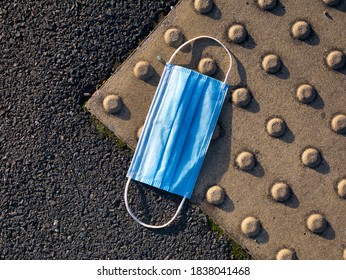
[124,36,232,228]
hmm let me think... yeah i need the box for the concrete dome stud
[206,185,225,205]
[262,54,282,74]
[194,0,213,14]
[276,248,297,260]
[296,84,316,104]
[103,95,122,114]
[164,28,184,48]
[301,148,321,168]
[137,125,144,140]
[306,213,327,234]
[198,57,217,76]
[133,61,154,81]
[336,179,346,199]
[236,151,255,171]
[271,182,291,202]
[266,117,286,137]
[228,24,248,44]
[331,114,346,134]
[291,20,311,40]
[241,216,261,237]
[257,0,277,10]
[326,50,345,70]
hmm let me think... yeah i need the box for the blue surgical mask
[125,36,232,228]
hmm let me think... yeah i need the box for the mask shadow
[127,180,189,231]
[192,96,234,204]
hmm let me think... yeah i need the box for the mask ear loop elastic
[168,35,233,84]
[124,177,187,229]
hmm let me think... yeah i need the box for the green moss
[81,100,88,110]
[92,117,127,150]
[207,216,225,236]
[230,240,253,260]
[206,215,252,260]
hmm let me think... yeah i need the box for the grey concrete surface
[85,0,346,259]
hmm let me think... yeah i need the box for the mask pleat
[170,79,228,197]
[162,74,208,190]
[157,70,205,188]
[128,65,173,177]
[132,67,196,187]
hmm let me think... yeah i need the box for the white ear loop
[168,35,233,83]
[124,177,187,229]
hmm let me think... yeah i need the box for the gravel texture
[0,0,231,259]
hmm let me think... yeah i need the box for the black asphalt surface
[0,0,231,259]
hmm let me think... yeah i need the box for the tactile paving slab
[86,0,346,259]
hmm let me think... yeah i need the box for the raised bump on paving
[102,95,122,114]
[241,216,261,238]
[331,114,346,134]
[266,117,286,137]
[291,20,311,40]
[270,182,291,202]
[194,0,214,14]
[236,151,255,171]
[232,88,251,107]
[306,213,327,234]
[301,148,322,168]
[136,125,143,140]
[198,57,217,76]
[326,50,345,70]
[336,179,346,199]
[276,248,297,260]
[133,61,154,81]
[262,54,282,74]
[257,0,277,10]
[164,28,184,48]
[206,185,225,205]
[296,84,316,104]
[228,24,248,44]
[86,0,346,259]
